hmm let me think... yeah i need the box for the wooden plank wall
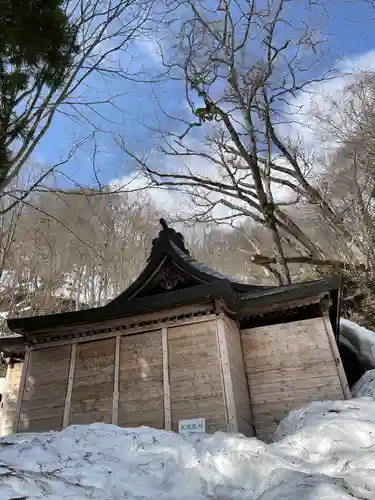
[168,320,228,433]
[0,362,23,435]
[8,317,227,435]
[118,331,164,429]
[241,317,346,442]
[5,314,348,441]
[19,346,71,432]
[70,338,115,425]
[221,316,254,437]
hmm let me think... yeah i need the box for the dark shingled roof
[106,219,270,306]
[4,219,342,345]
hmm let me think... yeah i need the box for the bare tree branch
[0,0,160,203]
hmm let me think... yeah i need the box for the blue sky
[34,0,375,191]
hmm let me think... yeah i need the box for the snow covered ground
[1,393,375,499]
[2,318,375,499]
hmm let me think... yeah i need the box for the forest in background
[0,188,278,330]
[2,0,375,331]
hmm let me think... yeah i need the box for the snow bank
[340,317,375,369]
[351,368,375,398]
[2,397,375,500]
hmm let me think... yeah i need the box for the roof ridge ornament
[150,218,191,258]
[160,218,168,230]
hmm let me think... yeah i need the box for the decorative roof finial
[159,218,168,230]
[150,218,190,258]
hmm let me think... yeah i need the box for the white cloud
[111,137,292,229]
[110,171,184,213]
[283,49,375,152]
[111,143,251,226]
[134,35,163,65]
[111,50,375,222]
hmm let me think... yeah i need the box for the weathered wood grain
[322,312,351,398]
[162,327,171,430]
[248,363,339,385]
[216,316,236,432]
[222,316,254,437]
[15,350,30,431]
[70,338,115,425]
[112,335,120,425]
[118,331,164,429]
[63,343,76,427]
[250,375,343,397]
[168,320,227,433]
[18,345,71,432]
[241,317,345,442]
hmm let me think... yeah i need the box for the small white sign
[178,418,206,436]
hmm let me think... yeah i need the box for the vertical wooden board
[168,320,227,434]
[322,313,351,399]
[19,345,71,433]
[162,328,171,430]
[15,350,30,431]
[216,317,237,432]
[241,317,345,443]
[70,338,115,425]
[118,331,164,430]
[112,336,121,425]
[1,362,23,435]
[63,343,77,427]
[222,316,254,437]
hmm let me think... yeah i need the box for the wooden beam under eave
[238,294,326,319]
[22,306,216,348]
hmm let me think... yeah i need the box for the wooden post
[162,327,171,430]
[216,315,237,433]
[63,343,77,427]
[112,335,120,425]
[321,307,351,399]
[14,348,30,432]
[0,361,11,435]
[225,315,256,437]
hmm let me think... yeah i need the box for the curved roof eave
[106,237,273,309]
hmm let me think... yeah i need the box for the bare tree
[0,185,272,322]
[301,72,375,324]
[0,0,158,212]
[0,186,168,320]
[119,0,361,284]
[0,200,24,335]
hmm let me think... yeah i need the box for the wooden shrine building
[0,220,350,442]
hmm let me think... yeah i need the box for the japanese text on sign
[178,418,206,436]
